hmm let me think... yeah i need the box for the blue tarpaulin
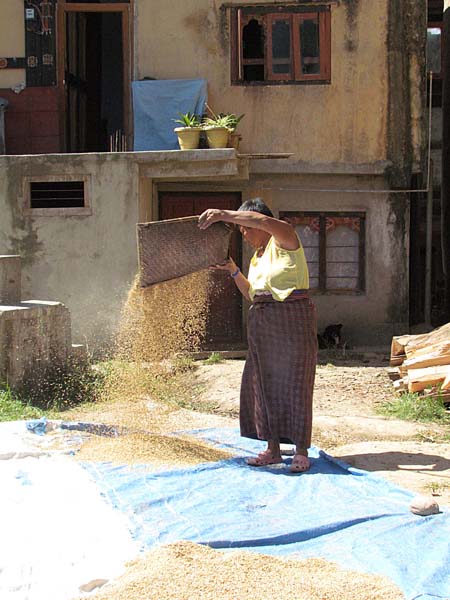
[83,428,450,600]
[132,79,207,151]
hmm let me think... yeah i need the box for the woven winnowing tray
[137,216,232,287]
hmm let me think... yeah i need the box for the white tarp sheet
[0,421,139,600]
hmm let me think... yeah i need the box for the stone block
[21,301,72,364]
[0,301,72,389]
[0,255,21,304]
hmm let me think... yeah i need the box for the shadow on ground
[337,450,450,473]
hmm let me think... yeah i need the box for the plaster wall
[156,170,409,346]
[249,176,409,345]
[0,152,409,348]
[135,0,389,165]
[0,0,25,88]
[0,153,140,352]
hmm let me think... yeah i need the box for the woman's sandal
[247,450,284,467]
[290,454,310,473]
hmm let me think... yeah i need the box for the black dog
[318,324,343,349]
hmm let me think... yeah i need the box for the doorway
[159,192,244,350]
[58,2,131,153]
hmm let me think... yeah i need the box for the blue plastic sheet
[83,428,450,600]
[132,79,207,151]
[26,416,47,436]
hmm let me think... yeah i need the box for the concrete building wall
[256,180,409,344]
[0,153,140,352]
[0,150,409,350]
[0,0,425,350]
[135,0,389,166]
[155,168,409,346]
[0,0,426,172]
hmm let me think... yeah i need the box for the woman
[198,198,317,473]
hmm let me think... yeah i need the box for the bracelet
[230,268,240,278]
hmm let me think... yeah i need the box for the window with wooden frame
[231,5,331,85]
[280,212,365,293]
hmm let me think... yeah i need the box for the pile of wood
[390,322,450,398]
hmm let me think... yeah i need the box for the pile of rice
[76,541,404,600]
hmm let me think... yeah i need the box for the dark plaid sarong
[240,292,317,450]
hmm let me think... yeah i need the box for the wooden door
[65,12,88,152]
[57,2,131,152]
[159,192,243,350]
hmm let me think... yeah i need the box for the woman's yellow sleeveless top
[247,235,309,302]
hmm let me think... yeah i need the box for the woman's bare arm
[198,209,299,250]
[212,258,251,301]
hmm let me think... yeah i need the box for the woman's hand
[198,208,223,230]
[210,258,238,274]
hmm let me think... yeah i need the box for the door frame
[56,1,133,152]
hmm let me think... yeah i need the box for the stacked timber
[390,323,450,398]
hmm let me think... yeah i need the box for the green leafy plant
[204,352,224,365]
[173,112,201,127]
[221,113,245,132]
[424,481,450,496]
[172,355,197,373]
[203,104,244,131]
[203,113,245,131]
[377,391,450,423]
[416,429,450,443]
[0,383,43,422]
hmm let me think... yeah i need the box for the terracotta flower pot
[174,127,202,150]
[205,126,230,149]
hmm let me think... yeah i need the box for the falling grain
[69,269,221,466]
[116,271,212,363]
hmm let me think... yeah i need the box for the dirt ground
[63,348,449,599]
[192,350,450,507]
[68,348,450,507]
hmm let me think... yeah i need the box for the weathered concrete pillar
[0,97,8,154]
[0,255,21,305]
[0,301,73,389]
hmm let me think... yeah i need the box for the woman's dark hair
[238,197,274,218]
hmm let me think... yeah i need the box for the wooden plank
[398,364,408,378]
[405,340,450,359]
[422,388,450,401]
[404,322,450,354]
[407,365,450,393]
[391,334,419,357]
[403,348,450,370]
[387,367,401,381]
[390,354,405,367]
[393,378,406,391]
[443,373,450,391]
[62,3,131,12]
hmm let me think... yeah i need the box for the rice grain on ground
[76,541,404,600]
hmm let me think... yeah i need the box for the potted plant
[224,113,244,149]
[202,114,231,149]
[202,107,245,149]
[173,112,202,150]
